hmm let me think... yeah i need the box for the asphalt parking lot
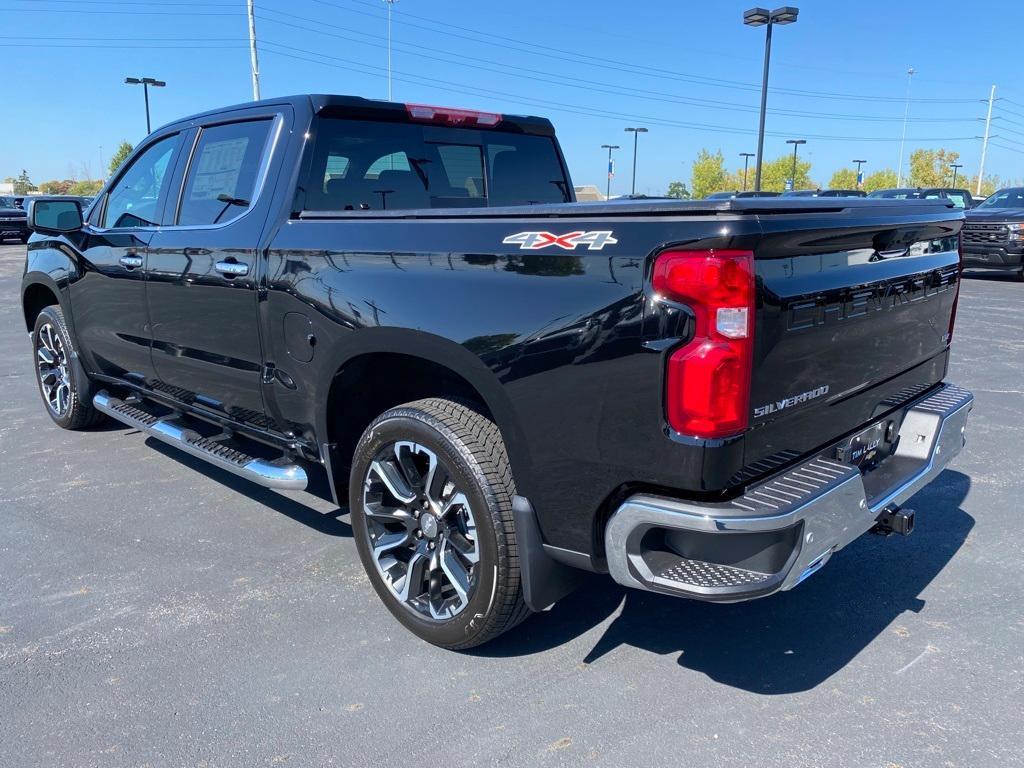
[1,241,1021,767]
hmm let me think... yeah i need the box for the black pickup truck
[961,186,1024,279]
[22,94,972,649]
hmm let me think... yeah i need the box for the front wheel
[32,305,103,429]
[349,398,530,649]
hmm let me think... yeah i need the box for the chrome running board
[93,391,308,491]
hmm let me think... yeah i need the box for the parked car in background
[703,190,781,199]
[961,186,1024,279]
[819,189,867,198]
[868,187,974,209]
[0,196,29,242]
[780,189,820,197]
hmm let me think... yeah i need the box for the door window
[102,135,178,228]
[177,120,272,226]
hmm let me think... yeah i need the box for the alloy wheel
[36,322,71,417]
[361,441,479,620]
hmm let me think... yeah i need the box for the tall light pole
[601,144,620,200]
[977,85,996,196]
[624,127,648,196]
[853,159,866,188]
[124,77,165,134]
[743,6,799,193]
[896,66,916,187]
[786,139,806,190]
[384,0,398,100]
[247,0,261,100]
[949,162,963,188]
[740,152,755,191]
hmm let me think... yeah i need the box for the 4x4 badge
[502,230,618,251]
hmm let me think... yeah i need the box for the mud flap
[512,495,586,612]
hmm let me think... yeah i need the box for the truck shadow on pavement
[478,470,973,695]
[145,439,352,537]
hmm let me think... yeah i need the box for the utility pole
[601,144,619,200]
[949,163,963,188]
[977,85,996,196]
[247,0,261,100]
[853,159,866,188]
[897,66,916,187]
[624,127,648,196]
[384,0,398,100]
[740,152,754,191]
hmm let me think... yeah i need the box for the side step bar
[93,391,308,491]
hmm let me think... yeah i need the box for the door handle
[215,260,249,277]
[119,254,143,269]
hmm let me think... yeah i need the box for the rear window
[302,119,569,211]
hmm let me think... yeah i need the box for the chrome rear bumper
[605,383,973,602]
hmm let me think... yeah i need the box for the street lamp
[853,159,867,188]
[786,139,806,190]
[601,144,620,200]
[124,76,166,134]
[624,127,648,196]
[740,152,755,191]
[949,162,963,188]
[744,6,799,193]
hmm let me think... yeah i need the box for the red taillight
[653,249,755,439]
[405,103,502,127]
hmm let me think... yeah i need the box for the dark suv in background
[962,187,1024,279]
[0,195,29,243]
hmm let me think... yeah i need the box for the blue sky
[4,0,1024,194]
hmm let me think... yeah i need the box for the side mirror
[28,198,84,235]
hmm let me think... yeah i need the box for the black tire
[349,398,530,649]
[32,305,104,430]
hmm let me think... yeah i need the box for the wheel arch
[316,328,530,499]
[21,276,64,333]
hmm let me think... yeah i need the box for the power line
[293,0,981,105]
[258,41,979,143]
[256,9,980,125]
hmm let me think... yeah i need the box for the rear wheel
[349,398,530,649]
[32,305,103,429]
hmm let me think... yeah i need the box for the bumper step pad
[657,559,772,589]
[93,391,307,491]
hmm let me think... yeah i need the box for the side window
[177,120,271,226]
[102,135,178,228]
[436,144,485,200]
[364,152,411,178]
[487,137,569,206]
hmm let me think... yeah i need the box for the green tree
[908,148,961,188]
[828,168,859,189]
[13,169,36,195]
[758,154,814,192]
[108,141,134,176]
[863,168,898,192]
[68,179,103,196]
[962,175,1001,196]
[38,179,74,195]
[666,181,691,199]
[690,149,731,199]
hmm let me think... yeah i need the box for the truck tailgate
[745,206,962,473]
